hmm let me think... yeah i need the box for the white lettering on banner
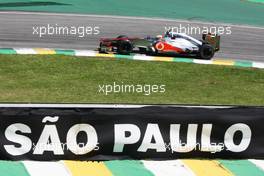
[201,124,223,152]
[114,124,141,152]
[4,123,32,156]
[113,123,252,153]
[3,118,252,156]
[137,124,166,152]
[67,124,98,155]
[224,123,252,152]
[170,124,198,153]
[33,116,64,155]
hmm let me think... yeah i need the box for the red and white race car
[99,31,220,60]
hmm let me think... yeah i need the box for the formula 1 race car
[99,31,220,60]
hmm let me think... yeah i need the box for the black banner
[0,105,263,160]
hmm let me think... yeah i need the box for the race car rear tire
[98,42,105,53]
[117,40,133,55]
[198,44,215,60]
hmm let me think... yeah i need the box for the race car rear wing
[202,33,220,52]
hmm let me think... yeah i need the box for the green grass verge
[0,54,264,105]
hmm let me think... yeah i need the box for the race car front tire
[198,44,215,60]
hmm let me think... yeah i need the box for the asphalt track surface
[0,11,263,61]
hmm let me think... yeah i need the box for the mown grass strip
[0,54,263,105]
